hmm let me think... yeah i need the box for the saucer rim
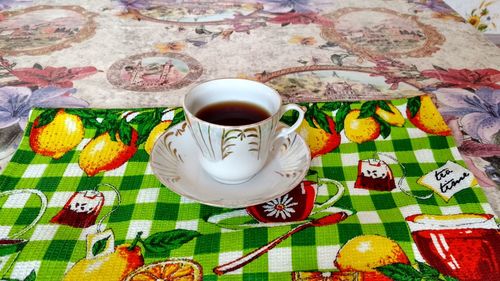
[149,121,311,208]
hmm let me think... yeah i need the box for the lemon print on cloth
[29,109,84,159]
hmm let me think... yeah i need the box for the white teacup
[183,78,305,184]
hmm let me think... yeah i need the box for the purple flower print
[261,0,315,14]
[0,0,31,10]
[0,86,87,131]
[116,0,151,11]
[407,0,455,14]
[436,87,500,145]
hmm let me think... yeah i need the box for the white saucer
[150,121,311,208]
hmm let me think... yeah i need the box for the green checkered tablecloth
[0,97,496,281]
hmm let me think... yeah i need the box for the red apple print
[246,181,317,223]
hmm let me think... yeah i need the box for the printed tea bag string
[94,183,121,233]
[313,178,345,213]
[373,152,433,200]
[4,189,48,239]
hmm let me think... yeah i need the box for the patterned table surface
[0,1,499,281]
[444,0,500,35]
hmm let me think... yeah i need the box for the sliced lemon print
[124,259,202,281]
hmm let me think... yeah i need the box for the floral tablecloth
[0,0,499,280]
[444,0,500,44]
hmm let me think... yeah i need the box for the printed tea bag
[354,159,396,191]
[50,190,105,228]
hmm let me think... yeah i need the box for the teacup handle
[274,104,305,139]
[312,179,345,213]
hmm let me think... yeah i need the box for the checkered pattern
[0,100,493,281]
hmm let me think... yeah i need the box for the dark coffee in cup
[195,101,270,126]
